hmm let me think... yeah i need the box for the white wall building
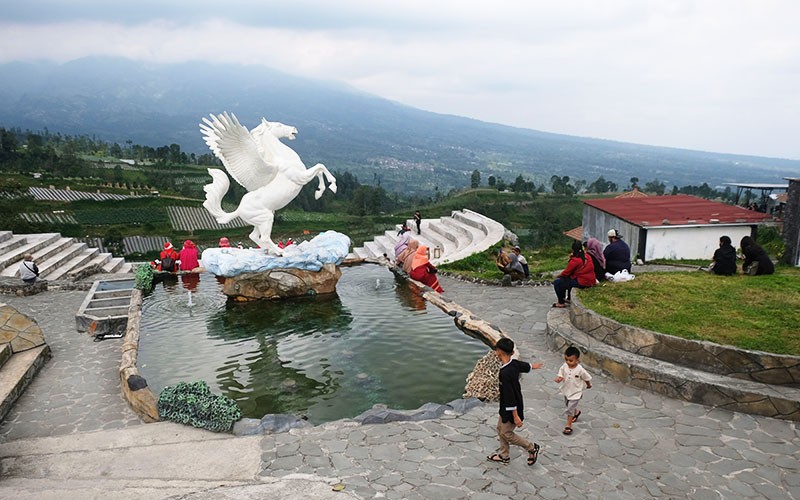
[582,195,772,262]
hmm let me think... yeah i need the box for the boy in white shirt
[554,346,592,435]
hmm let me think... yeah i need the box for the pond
[138,265,488,424]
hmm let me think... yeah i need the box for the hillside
[0,57,797,195]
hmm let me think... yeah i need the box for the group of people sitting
[151,240,201,273]
[710,235,774,276]
[393,223,444,293]
[552,229,632,308]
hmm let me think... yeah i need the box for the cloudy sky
[2,1,799,159]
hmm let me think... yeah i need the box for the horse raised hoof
[329,183,338,194]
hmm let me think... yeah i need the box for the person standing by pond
[486,338,542,466]
[413,210,422,235]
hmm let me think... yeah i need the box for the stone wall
[782,178,800,265]
[570,295,800,386]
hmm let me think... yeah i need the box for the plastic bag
[606,269,635,282]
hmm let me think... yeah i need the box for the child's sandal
[527,443,540,465]
[562,427,573,435]
[572,410,581,422]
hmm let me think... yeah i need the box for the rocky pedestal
[0,304,47,353]
[223,263,342,301]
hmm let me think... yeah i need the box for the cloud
[0,1,799,158]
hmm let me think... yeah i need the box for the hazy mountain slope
[0,57,796,194]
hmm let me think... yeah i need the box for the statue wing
[200,112,278,191]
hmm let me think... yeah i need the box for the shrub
[157,381,242,433]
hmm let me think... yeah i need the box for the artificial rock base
[223,263,342,301]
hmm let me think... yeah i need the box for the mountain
[0,57,797,195]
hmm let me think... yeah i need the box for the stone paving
[259,277,800,499]
[1,273,799,499]
[0,290,141,442]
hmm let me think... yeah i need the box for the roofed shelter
[724,182,788,210]
[582,195,771,262]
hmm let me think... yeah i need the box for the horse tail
[203,168,239,224]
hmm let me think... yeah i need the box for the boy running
[554,345,592,435]
[487,338,543,465]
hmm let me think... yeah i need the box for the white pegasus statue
[200,112,337,255]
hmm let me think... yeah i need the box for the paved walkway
[1,275,798,499]
[0,291,141,442]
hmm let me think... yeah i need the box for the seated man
[603,229,631,275]
[497,249,525,281]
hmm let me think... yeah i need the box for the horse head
[262,118,297,140]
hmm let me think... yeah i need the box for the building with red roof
[582,195,772,261]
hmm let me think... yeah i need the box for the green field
[578,267,800,355]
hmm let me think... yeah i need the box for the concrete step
[546,307,800,421]
[373,235,397,257]
[34,242,89,279]
[363,241,387,260]
[0,233,61,273]
[0,230,12,244]
[352,247,372,260]
[0,345,51,421]
[102,257,127,274]
[0,235,28,257]
[29,237,75,266]
[67,252,113,279]
[0,343,12,370]
[47,248,100,281]
[116,262,133,274]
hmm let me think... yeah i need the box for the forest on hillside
[0,127,766,256]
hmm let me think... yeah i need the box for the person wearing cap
[159,241,180,272]
[513,246,529,278]
[219,237,231,248]
[603,229,631,275]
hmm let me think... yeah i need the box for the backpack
[161,255,176,272]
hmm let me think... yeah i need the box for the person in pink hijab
[179,240,200,271]
[583,237,606,282]
[401,239,420,274]
[408,244,444,293]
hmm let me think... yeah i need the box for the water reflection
[138,265,487,424]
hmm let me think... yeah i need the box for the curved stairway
[0,231,131,281]
[350,209,505,265]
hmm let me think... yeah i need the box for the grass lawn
[578,267,800,355]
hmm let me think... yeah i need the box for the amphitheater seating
[0,231,131,281]
[351,209,505,265]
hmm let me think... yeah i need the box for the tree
[629,177,639,190]
[488,175,496,187]
[512,174,527,193]
[643,179,666,195]
[550,175,575,196]
[471,170,481,188]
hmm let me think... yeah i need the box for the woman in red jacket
[552,240,595,308]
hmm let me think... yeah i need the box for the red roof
[584,195,771,227]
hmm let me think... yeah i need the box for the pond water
[138,265,488,424]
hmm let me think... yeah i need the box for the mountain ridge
[0,57,797,194]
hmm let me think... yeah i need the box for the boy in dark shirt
[487,337,543,466]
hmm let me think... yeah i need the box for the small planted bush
[157,381,242,433]
[134,264,154,290]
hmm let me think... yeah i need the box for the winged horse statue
[200,112,337,255]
